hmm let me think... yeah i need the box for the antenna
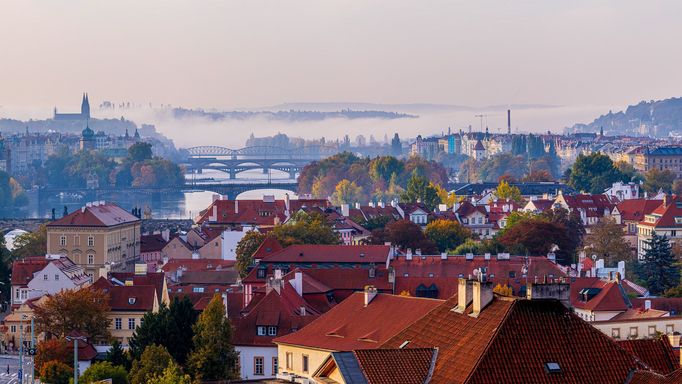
[474,114,489,132]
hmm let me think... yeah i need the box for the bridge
[183,145,339,179]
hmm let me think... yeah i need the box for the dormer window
[544,362,561,374]
[257,267,267,279]
[128,297,137,305]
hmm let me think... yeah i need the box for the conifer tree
[635,233,680,295]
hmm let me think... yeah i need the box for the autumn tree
[11,224,47,259]
[148,362,192,384]
[130,345,174,384]
[424,219,472,252]
[35,339,73,373]
[235,230,266,277]
[369,220,437,253]
[495,180,522,203]
[271,211,340,246]
[635,233,680,295]
[80,361,129,384]
[642,168,676,194]
[187,294,239,381]
[34,288,111,340]
[522,169,554,182]
[331,179,365,206]
[400,171,440,210]
[498,219,572,261]
[128,142,153,162]
[584,217,633,266]
[40,360,73,384]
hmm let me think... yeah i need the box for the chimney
[453,278,473,313]
[441,252,447,260]
[378,201,385,208]
[526,282,571,308]
[453,201,461,212]
[285,193,291,213]
[484,253,491,260]
[470,281,493,318]
[355,202,361,209]
[415,249,422,256]
[234,199,239,214]
[300,306,306,316]
[341,204,350,217]
[212,194,220,202]
[292,271,303,297]
[364,285,378,306]
[663,194,668,208]
[161,229,170,242]
[645,299,652,311]
[507,109,511,135]
[406,249,413,260]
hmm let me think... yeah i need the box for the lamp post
[19,314,28,384]
[65,335,87,384]
[24,288,46,384]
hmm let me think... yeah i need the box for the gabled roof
[48,202,139,227]
[382,296,651,384]
[615,199,663,221]
[570,277,631,312]
[260,244,390,264]
[455,201,488,218]
[252,236,283,260]
[11,257,49,286]
[140,234,168,253]
[273,292,442,351]
[195,198,329,227]
[92,277,157,311]
[559,194,616,217]
[161,258,236,273]
[639,195,682,228]
[628,369,682,384]
[109,272,166,303]
[618,338,679,375]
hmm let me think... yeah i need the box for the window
[60,235,67,246]
[257,268,266,279]
[509,271,516,278]
[648,325,657,336]
[285,352,293,370]
[254,356,264,375]
[88,236,94,247]
[192,287,205,293]
[128,318,136,330]
[302,355,309,373]
[273,357,278,375]
[612,328,620,339]
[267,326,277,336]
[88,254,94,265]
[115,318,122,330]
[257,326,267,336]
[667,324,675,334]
[43,274,48,280]
[55,274,59,281]
[629,327,638,338]
[10,326,16,333]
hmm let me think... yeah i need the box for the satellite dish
[591,254,597,260]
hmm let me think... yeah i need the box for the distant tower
[80,124,95,151]
[507,109,511,135]
[600,126,604,137]
[81,93,91,120]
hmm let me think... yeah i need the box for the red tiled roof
[195,198,329,227]
[252,236,283,260]
[109,272,166,302]
[629,369,682,384]
[161,258,236,273]
[353,348,437,384]
[92,277,157,311]
[570,277,630,312]
[140,234,168,253]
[618,338,679,375]
[48,202,139,227]
[559,194,616,217]
[382,296,648,384]
[616,199,662,221]
[525,199,554,212]
[455,201,488,218]
[639,196,682,228]
[11,257,49,286]
[273,292,442,351]
[631,297,682,315]
[261,244,390,264]
[175,270,239,286]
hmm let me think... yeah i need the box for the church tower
[81,93,91,120]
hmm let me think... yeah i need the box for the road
[0,355,36,384]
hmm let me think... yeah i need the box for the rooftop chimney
[470,281,493,318]
[441,252,447,260]
[645,299,652,310]
[526,281,570,308]
[406,249,413,260]
[453,278,473,313]
[235,199,239,214]
[290,271,303,297]
[507,109,511,135]
[364,285,378,306]
[341,204,350,217]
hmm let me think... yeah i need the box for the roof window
[128,297,137,305]
[544,362,561,374]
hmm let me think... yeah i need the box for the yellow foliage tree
[495,180,522,203]
[493,283,513,297]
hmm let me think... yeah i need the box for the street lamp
[24,289,46,384]
[65,335,87,384]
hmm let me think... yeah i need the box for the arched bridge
[183,145,339,179]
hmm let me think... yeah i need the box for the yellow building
[46,202,141,279]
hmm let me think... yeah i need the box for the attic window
[544,362,561,374]
[128,298,137,305]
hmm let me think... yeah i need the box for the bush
[40,360,73,384]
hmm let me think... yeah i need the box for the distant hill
[567,97,682,137]
[172,107,417,121]
[253,102,558,114]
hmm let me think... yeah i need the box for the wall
[277,343,332,382]
[236,345,278,380]
[592,317,682,342]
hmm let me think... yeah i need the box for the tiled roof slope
[273,292,442,351]
[639,195,682,228]
[354,348,437,384]
[616,199,662,221]
[48,202,139,227]
[570,277,630,312]
[11,257,49,286]
[261,244,390,264]
[618,338,679,375]
[628,369,682,384]
[252,236,283,260]
[382,297,649,384]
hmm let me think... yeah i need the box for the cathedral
[53,93,90,121]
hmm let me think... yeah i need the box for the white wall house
[22,257,90,304]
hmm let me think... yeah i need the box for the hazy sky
[1,0,681,113]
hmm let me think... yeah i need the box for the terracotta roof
[570,277,630,312]
[628,369,682,384]
[610,308,669,320]
[161,258,236,273]
[559,194,616,217]
[140,234,168,253]
[92,277,157,311]
[382,296,649,384]
[455,201,488,218]
[616,199,663,221]
[195,198,329,227]
[618,338,679,375]
[273,292,442,351]
[354,348,437,384]
[67,331,98,361]
[11,257,49,286]
[174,270,239,286]
[631,298,682,315]
[261,244,390,264]
[252,236,283,260]
[639,195,682,228]
[48,202,139,227]
[525,199,554,212]
[109,272,166,302]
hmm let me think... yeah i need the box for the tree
[271,211,340,246]
[11,224,47,259]
[106,340,130,370]
[36,339,73,374]
[40,360,73,384]
[80,361,129,384]
[614,161,642,182]
[370,220,437,253]
[642,168,676,194]
[522,169,554,182]
[129,305,170,361]
[400,171,440,210]
[235,231,267,277]
[34,288,111,340]
[584,217,633,266]
[128,142,153,162]
[0,236,12,302]
[495,180,522,203]
[673,179,682,196]
[148,362,192,384]
[498,219,572,260]
[130,345,174,384]
[635,233,680,295]
[187,294,239,381]
[331,179,365,206]
[433,183,458,207]
[568,153,627,193]
[540,208,585,264]
[493,283,513,296]
[424,219,472,252]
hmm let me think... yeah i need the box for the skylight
[545,362,561,374]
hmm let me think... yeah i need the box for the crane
[474,114,489,133]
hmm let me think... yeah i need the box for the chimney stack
[291,271,303,296]
[507,109,511,135]
[364,285,378,306]
[235,199,239,214]
[406,249,413,260]
[341,204,350,217]
[470,281,494,318]
[526,281,570,308]
[453,278,473,313]
[441,252,447,260]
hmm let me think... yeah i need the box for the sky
[1,1,681,146]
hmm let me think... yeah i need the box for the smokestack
[507,109,511,135]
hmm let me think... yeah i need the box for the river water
[26,169,299,220]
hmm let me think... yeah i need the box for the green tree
[0,235,12,302]
[568,152,627,193]
[11,224,47,259]
[400,171,440,210]
[272,211,340,246]
[148,362,192,384]
[642,168,676,194]
[130,345,174,384]
[369,156,404,182]
[106,340,131,370]
[129,305,170,361]
[80,361,129,384]
[235,231,266,277]
[584,217,633,267]
[635,233,680,295]
[187,294,239,381]
[40,360,73,384]
[424,219,472,252]
[495,180,522,202]
[331,179,365,206]
[128,142,153,162]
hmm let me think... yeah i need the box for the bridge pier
[289,170,297,179]
[229,171,237,180]
[262,167,268,174]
